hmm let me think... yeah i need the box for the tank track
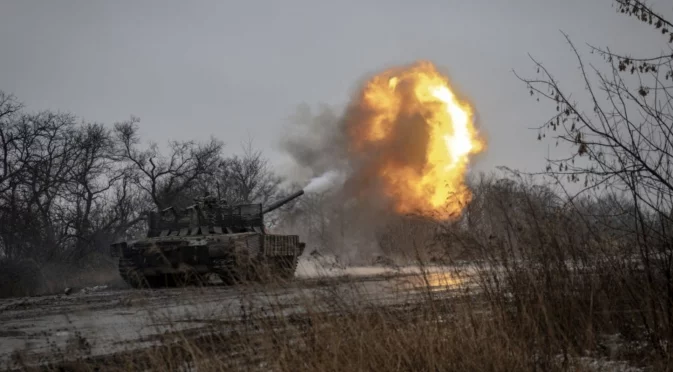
[118,258,146,288]
[120,255,300,288]
[212,257,241,285]
[211,255,300,284]
[119,258,207,288]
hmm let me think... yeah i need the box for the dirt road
[0,261,471,369]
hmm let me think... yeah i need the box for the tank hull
[111,232,305,288]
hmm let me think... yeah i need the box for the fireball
[344,61,485,219]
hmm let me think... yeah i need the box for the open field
[1,255,659,372]
[0,259,476,370]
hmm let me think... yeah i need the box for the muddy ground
[0,259,473,369]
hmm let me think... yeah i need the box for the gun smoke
[304,170,346,194]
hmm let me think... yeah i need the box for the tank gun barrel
[262,189,304,214]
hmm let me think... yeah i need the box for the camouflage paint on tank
[110,190,306,288]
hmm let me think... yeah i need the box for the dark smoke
[280,103,350,178]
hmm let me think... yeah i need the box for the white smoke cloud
[304,170,346,193]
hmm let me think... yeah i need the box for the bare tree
[518,2,672,215]
[61,123,150,259]
[0,92,24,196]
[0,93,152,264]
[217,141,283,206]
[0,91,291,296]
[516,0,673,355]
[113,118,223,209]
[10,111,80,261]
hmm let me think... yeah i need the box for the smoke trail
[304,170,346,193]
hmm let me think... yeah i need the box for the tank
[109,190,306,288]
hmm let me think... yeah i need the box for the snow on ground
[295,254,474,279]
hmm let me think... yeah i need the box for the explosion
[343,61,485,219]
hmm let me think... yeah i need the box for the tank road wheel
[190,274,211,286]
[118,258,148,289]
[141,275,162,288]
[212,257,242,285]
[119,259,176,289]
[169,271,208,287]
[146,274,189,288]
[180,271,210,287]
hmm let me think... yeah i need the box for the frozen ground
[0,257,475,368]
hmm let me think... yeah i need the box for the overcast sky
[1,0,669,179]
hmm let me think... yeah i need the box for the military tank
[110,190,306,288]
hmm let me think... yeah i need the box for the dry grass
[8,267,666,371]
[5,178,673,371]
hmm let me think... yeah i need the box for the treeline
[0,91,285,270]
[282,170,653,265]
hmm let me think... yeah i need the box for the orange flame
[344,61,485,219]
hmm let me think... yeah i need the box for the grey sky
[1,0,669,180]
